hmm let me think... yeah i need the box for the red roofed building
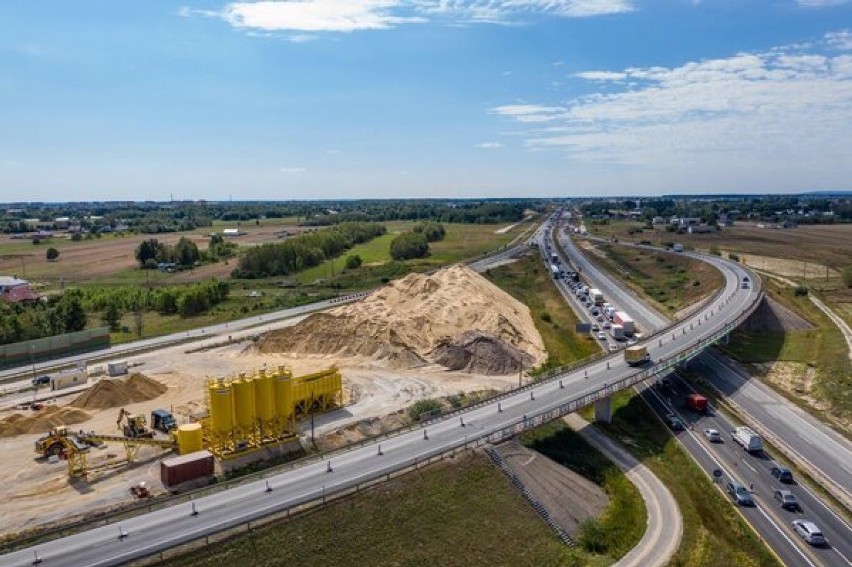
[0,277,40,303]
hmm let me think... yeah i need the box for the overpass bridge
[0,244,762,567]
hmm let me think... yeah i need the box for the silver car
[702,428,721,443]
[792,520,825,546]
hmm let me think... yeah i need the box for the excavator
[116,408,154,439]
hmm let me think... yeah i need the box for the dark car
[727,482,754,506]
[31,375,51,386]
[665,414,684,431]
[774,490,800,511]
[771,466,794,484]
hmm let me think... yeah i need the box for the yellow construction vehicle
[34,426,93,476]
[116,408,154,438]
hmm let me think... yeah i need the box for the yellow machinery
[205,365,342,457]
[116,408,154,438]
[34,426,180,477]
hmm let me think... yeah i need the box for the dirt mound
[69,373,168,410]
[257,265,545,373]
[431,331,533,375]
[0,407,92,437]
[741,297,814,332]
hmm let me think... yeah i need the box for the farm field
[159,452,578,567]
[575,239,723,315]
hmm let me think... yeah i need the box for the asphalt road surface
[551,220,852,566]
[1,225,759,566]
[565,414,682,567]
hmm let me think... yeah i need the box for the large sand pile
[70,373,168,410]
[0,407,92,437]
[257,264,546,374]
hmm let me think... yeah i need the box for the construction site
[0,265,545,537]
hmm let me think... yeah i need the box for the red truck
[685,393,708,413]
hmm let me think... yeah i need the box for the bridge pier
[720,332,730,346]
[594,396,613,424]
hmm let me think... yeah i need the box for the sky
[1,1,851,201]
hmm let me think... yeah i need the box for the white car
[608,344,618,352]
[702,428,721,442]
[792,520,826,546]
[596,332,607,340]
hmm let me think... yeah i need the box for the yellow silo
[176,423,203,454]
[254,370,275,436]
[233,374,256,436]
[273,368,294,434]
[209,379,234,436]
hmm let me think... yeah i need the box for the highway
[1,222,760,566]
[559,228,852,511]
[551,219,852,566]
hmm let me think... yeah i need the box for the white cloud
[476,141,504,148]
[194,0,633,34]
[491,32,852,188]
[280,166,306,173]
[575,70,626,81]
[796,0,850,6]
[222,1,425,32]
[826,30,852,50]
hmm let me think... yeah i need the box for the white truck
[610,324,625,340]
[672,243,684,252]
[731,426,763,452]
[589,288,604,305]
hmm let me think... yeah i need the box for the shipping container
[160,450,215,486]
[107,361,128,377]
[613,311,635,335]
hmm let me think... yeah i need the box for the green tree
[390,232,429,260]
[174,237,200,268]
[101,300,123,331]
[344,254,363,270]
[135,238,164,268]
[843,267,852,288]
[55,291,87,333]
[46,247,60,261]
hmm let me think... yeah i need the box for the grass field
[295,233,397,284]
[721,278,852,431]
[585,219,852,273]
[520,421,645,561]
[589,391,782,567]
[160,452,578,567]
[577,240,723,315]
[485,254,601,372]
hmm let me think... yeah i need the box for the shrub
[390,232,429,260]
[46,247,60,261]
[344,255,363,270]
[709,246,721,256]
[794,286,809,297]
[728,253,740,262]
[409,398,443,420]
[843,267,852,288]
[540,311,553,323]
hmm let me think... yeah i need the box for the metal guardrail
[2,222,763,559]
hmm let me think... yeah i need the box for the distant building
[0,276,39,303]
[651,216,665,225]
[54,217,71,229]
[222,228,244,237]
[688,225,716,234]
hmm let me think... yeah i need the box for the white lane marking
[742,459,758,473]
[640,382,818,567]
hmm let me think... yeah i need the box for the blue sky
[1,1,851,201]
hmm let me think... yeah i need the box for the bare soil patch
[740,297,815,332]
[69,373,168,411]
[0,406,92,437]
[494,440,608,538]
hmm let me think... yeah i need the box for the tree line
[389,221,445,261]
[233,222,387,279]
[0,291,87,346]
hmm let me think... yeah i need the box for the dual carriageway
[1,215,850,566]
